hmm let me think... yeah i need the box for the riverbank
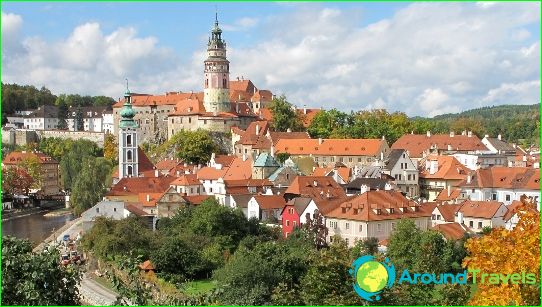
[44,208,72,217]
[2,203,66,221]
[32,217,81,252]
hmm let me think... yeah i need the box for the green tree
[150,236,208,282]
[1,167,34,195]
[268,95,304,132]
[56,100,69,130]
[300,238,362,305]
[307,109,349,138]
[386,219,422,271]
[275,152,291,164]
[170,129,218,164]
[351,237,379,258]
[1,236,81,305]
[74,106,84,131]
[70,157,112,216]
[59,139,102,190]
[20,155,43,189]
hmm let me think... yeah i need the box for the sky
[2,1,540,117]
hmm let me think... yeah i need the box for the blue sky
[2,1,540,116]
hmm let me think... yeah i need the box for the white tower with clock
[203,13,230,113]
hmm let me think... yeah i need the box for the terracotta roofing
[252,89,273,102]
[297,108,321,127]
[231,194,254,208]
[139,260,155,271]
[183,195,211,206]
[125,203,150,216]
[434,203,462,222]
[107,176,176,196]
[223,157,253,180]
[259,108,273,122]
[3,151,58,165]
[213,155,236,167]
[170,174,201,186]
[432,223,468,240]
[391,133,487,158]
[267,131,311,146]
[285,176,347,200]
[113,92,203,108]
[169,98,205,116]
[230,90,252,102]
[224,179,273,195]
[457,200,505,219]
[419,155,469,180]
[112,147,157,178]
[197,167,227,180]
[312,167,351,182]
[155,158,183,171]
[325,190,435,221]
[458,167,540,190]
[435,188,462,202]
[274,138,386,156]
[137,192,163,207]
[252,195,287,210]
[230,79,255,93]
[236,121,271,149]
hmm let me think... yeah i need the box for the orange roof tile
[3,151,58,165]
[419,155,469,180]
[137,192,163,207]
[435,188,462,201]
[235,121,271,149]
[503,200,538,221]
[297,108,321,127]
[107,176,176,197]
[311,167,351,182]
[267,131,310,146]
[259,108,273,122]
[275,138,385,156]
[170,174,201,186]
[432,223,468,240]
[155,158,183,171]
[325,190,435,221]
[230,79,255,93]
[434,203,462,222]
[213,155,235,167]
[391,133,487,158]
[197,167,227,180]
[113,92,204,108]
[285,176,347,200]
[459,167,540,190]
[183,195,212,205]
[253,195,287,210]
[223,157,253,180]
[457,200,505,219]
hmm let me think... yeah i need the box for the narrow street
[79,275,118,306]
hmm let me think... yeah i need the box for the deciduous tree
[268,95,304,132]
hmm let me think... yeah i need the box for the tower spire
[215,6,218,26]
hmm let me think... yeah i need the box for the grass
[182,279,216,296]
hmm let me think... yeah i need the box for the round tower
[203,13,230,113]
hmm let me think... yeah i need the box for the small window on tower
[127,135,132,146]
[223,79,227,88]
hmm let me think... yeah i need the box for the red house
[280,197,313,238]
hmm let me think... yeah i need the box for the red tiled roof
[155,158,182,171]
[197,167,227,180]
[253,195,287,210]
[268,131,311,146]
[419,155,469,180]
[285,176,347,200]
[235,121,271,149]
[297,108,321,127]
[432,223,467,240]
[113,92,204,108]
[274,139,386,156]
[259,108,273,122]
[223,157,253,180]
[125,203,150,217]
[137,192,163,207]
[435,188,462,201]
[213,155,235,167]
[183,195,212,205]
[325,190,435,221]
[434,203,462,222]
[3,151,58,165]
[457,200,505,219]
[503,200,538,221]
[107,176,176,196]
[391,133,487,158]
[170,174,200,186]
[458,167,540,190]
[224,179,273,195]
[311,167,351,182]
[139,260,155,270]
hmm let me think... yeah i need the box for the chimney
[360,184,368,194]
[176,170,180,176]
[498,134,502,140]
[523,155,527,162]
[256,124,260,135]
[303,105,307,115]
[236,103,240,113]
[467,131,472,138]
[155,170,159,177]
[236,76,240,81]
[318,138,323,145]
[426,131,431,137]
[450,131,454,137]
[243,153,247,161]
[146,194,150,202]
[447,185,451,197]
[512,143,516,148]
[241,76,244,80]
[447,144,452,151]
[461,130,466,136]
[271,146,275,157]
[384,183,392,191]
[313,180,318,187]
[467,174,472,184]
[286,128,292,133]
[380,151,384,160]
[457,211,464,224]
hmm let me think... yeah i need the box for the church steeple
[119,79,138,129]
[118,80,139,179]
[203,13,230,113]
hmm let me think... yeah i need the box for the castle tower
[118,83,139,179]
[203,13,230,113]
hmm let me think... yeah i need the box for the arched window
[127,150,132,162]
[127,165,133,176]
[222,79,227,88]
[205,79,209,88]
[127,134,132,146]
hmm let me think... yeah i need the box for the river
[2,210,75,245]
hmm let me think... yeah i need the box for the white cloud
[1,2,540,116]
[2,11,24,57]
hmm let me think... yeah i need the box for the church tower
[203,13,230,113]
[118,83,139,179]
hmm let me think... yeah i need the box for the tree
[56,100,69,130]
[59,139,102,190]
[351,237,379,258]
[20,155,43,190]
[150,236,208,282]
[463,198,540,305]
[1,167,34,195]
[108,254,152,306]
[386,219,422,271]
[275,152,291,164]
[300,238,362,305]
[74,106,84,131]
[70,157,112,216]
[268,95,304,132]
[1,236,81,305]
[104,134,118,164]
[307,109,349,139]
[301,210,328,249]
[170,129,218,165]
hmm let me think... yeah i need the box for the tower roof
[119,83,138,129]
[208,12,225,49]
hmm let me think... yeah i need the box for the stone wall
[37,130,105,147]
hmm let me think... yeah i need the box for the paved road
[79,275,118,306]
